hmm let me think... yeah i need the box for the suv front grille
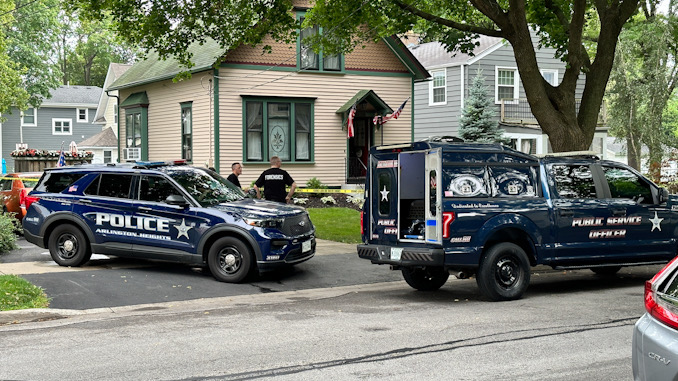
[281,213,313,237]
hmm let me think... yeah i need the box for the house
[409,34,610,157]
[107,4,428,187]
[0,85,103,172]
[93,63,132,133]
[78,127,119,164]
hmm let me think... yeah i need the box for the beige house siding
[119,74,214,166]
[217,68,411,187]
[102,92,118,132]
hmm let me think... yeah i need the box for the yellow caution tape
[0,177,40,181]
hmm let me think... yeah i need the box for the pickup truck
[357,139,676,301]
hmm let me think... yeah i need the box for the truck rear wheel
[401,267,449,291]
[477,242,530,301]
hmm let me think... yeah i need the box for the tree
[68,0,641,152]
[607,1,678,177]
[459,70,509,144]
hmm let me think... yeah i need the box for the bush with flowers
[10,149,93,158]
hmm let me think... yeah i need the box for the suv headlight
[244,217,283,229]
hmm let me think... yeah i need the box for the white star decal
[175,218,193,239]
[650,212,664,232]
[380,186,390,201]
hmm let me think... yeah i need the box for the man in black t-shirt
[226,162,242,189]
[254,156,297,203]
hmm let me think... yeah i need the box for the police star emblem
[175,218,193,239]
[650,211,664,232]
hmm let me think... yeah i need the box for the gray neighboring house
[0,85,103,172]
[409,34,610,157]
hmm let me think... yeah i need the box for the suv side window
[84,174,133,198]
[0,179,13,191]
[551,164,597,199]
[603,166,654,204]
[35,172,86,193]
[138,175,182,203]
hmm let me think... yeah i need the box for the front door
[347,118,371,182]
[425,148,443,244]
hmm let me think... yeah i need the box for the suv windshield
[163,167,245,207]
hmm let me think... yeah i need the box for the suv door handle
[138,206,152,212]
[560,210,574,217]
[612,209,626,216]
[80,199,92,204]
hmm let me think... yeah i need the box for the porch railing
[500,98,607,125]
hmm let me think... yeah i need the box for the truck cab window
[603,166,653,204]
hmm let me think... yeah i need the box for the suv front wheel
[48,224,92,267]
[208,237,253,283]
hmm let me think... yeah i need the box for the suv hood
[212,198,306,218]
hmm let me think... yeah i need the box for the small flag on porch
[373,97,410,126]
[56,150,66,167]
[347,103,357,138]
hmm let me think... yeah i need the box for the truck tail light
[360,210,365,234]
[442,212,456,238]
[645,257,678,330]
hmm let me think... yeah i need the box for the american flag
[56,150,66,167]
[347,103,356,138]
[374,97,409,126]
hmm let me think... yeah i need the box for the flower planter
[12,156,93,172]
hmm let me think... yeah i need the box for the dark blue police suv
[22,161,316,282]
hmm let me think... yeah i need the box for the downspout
[105,90,120,163]
[213,68,220,173]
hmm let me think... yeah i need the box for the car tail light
[645,257,678,330]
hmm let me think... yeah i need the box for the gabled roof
[78,127,118,148]
[108,39,226,91]
[110,35,429,91]
[408,35,504,69]
[335,90,392,114]
[94,63,132,123]
[41,85,103,107]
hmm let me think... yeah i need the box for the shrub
[306,177,327,197]
[0,213,20,254]
[321,196,337,205]
[293,198,309,205]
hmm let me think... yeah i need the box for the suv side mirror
[165,194,189,207]
[659,187,669,204]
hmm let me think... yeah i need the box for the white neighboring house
[93,63,132,136]
[78,127,118,164]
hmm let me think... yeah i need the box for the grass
[0,274,50,311]
[307,207,362,244]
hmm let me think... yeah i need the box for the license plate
[302,240,312,253]
[391,247,403,261]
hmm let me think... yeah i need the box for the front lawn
[307,207,361,244]
[0,274,50,311]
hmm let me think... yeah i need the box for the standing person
[226,162,242,189]
[254,156,296,203]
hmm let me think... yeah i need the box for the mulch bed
[292,194,363,211]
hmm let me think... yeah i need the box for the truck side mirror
[659,187,669,204]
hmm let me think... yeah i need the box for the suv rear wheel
[401,266,449,291]
[48,224,92,267]
[208,237,253,283]
[477,242,530,301]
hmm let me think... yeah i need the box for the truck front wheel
[477,243,530,301]
[401,267,449,291]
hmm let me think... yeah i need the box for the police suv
[358,140,677,301]
[22,161,316,282]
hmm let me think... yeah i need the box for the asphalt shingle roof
[108,39,227,91]
[42,85,103,106]
[409,35,503,68]
[78,127,118,148]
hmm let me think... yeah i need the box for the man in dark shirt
[254,156,297,203]
[226,162,242,189]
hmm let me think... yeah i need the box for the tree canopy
[69,0,646,152]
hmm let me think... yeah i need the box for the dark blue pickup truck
[358,140,676,301]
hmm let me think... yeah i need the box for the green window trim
[242,97,314,164]
[296,12,344,73]
[181,102,193,163]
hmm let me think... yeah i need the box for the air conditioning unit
[123,147,141,161]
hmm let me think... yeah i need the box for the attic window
[298,14,343,72]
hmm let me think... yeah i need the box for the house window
[430,70,446,105]
[244,98,313,162]
[21,108,36,126]
[52,119,72,135]
[298,15,342,72]
[541,69,558,86]
[77,108,88,123]
[103,150,112,163]
[496,67,519,103]
[181,102,192,162]
[126,112,142,148]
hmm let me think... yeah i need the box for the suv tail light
[645,257,678,330]
[21,189,39,211]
